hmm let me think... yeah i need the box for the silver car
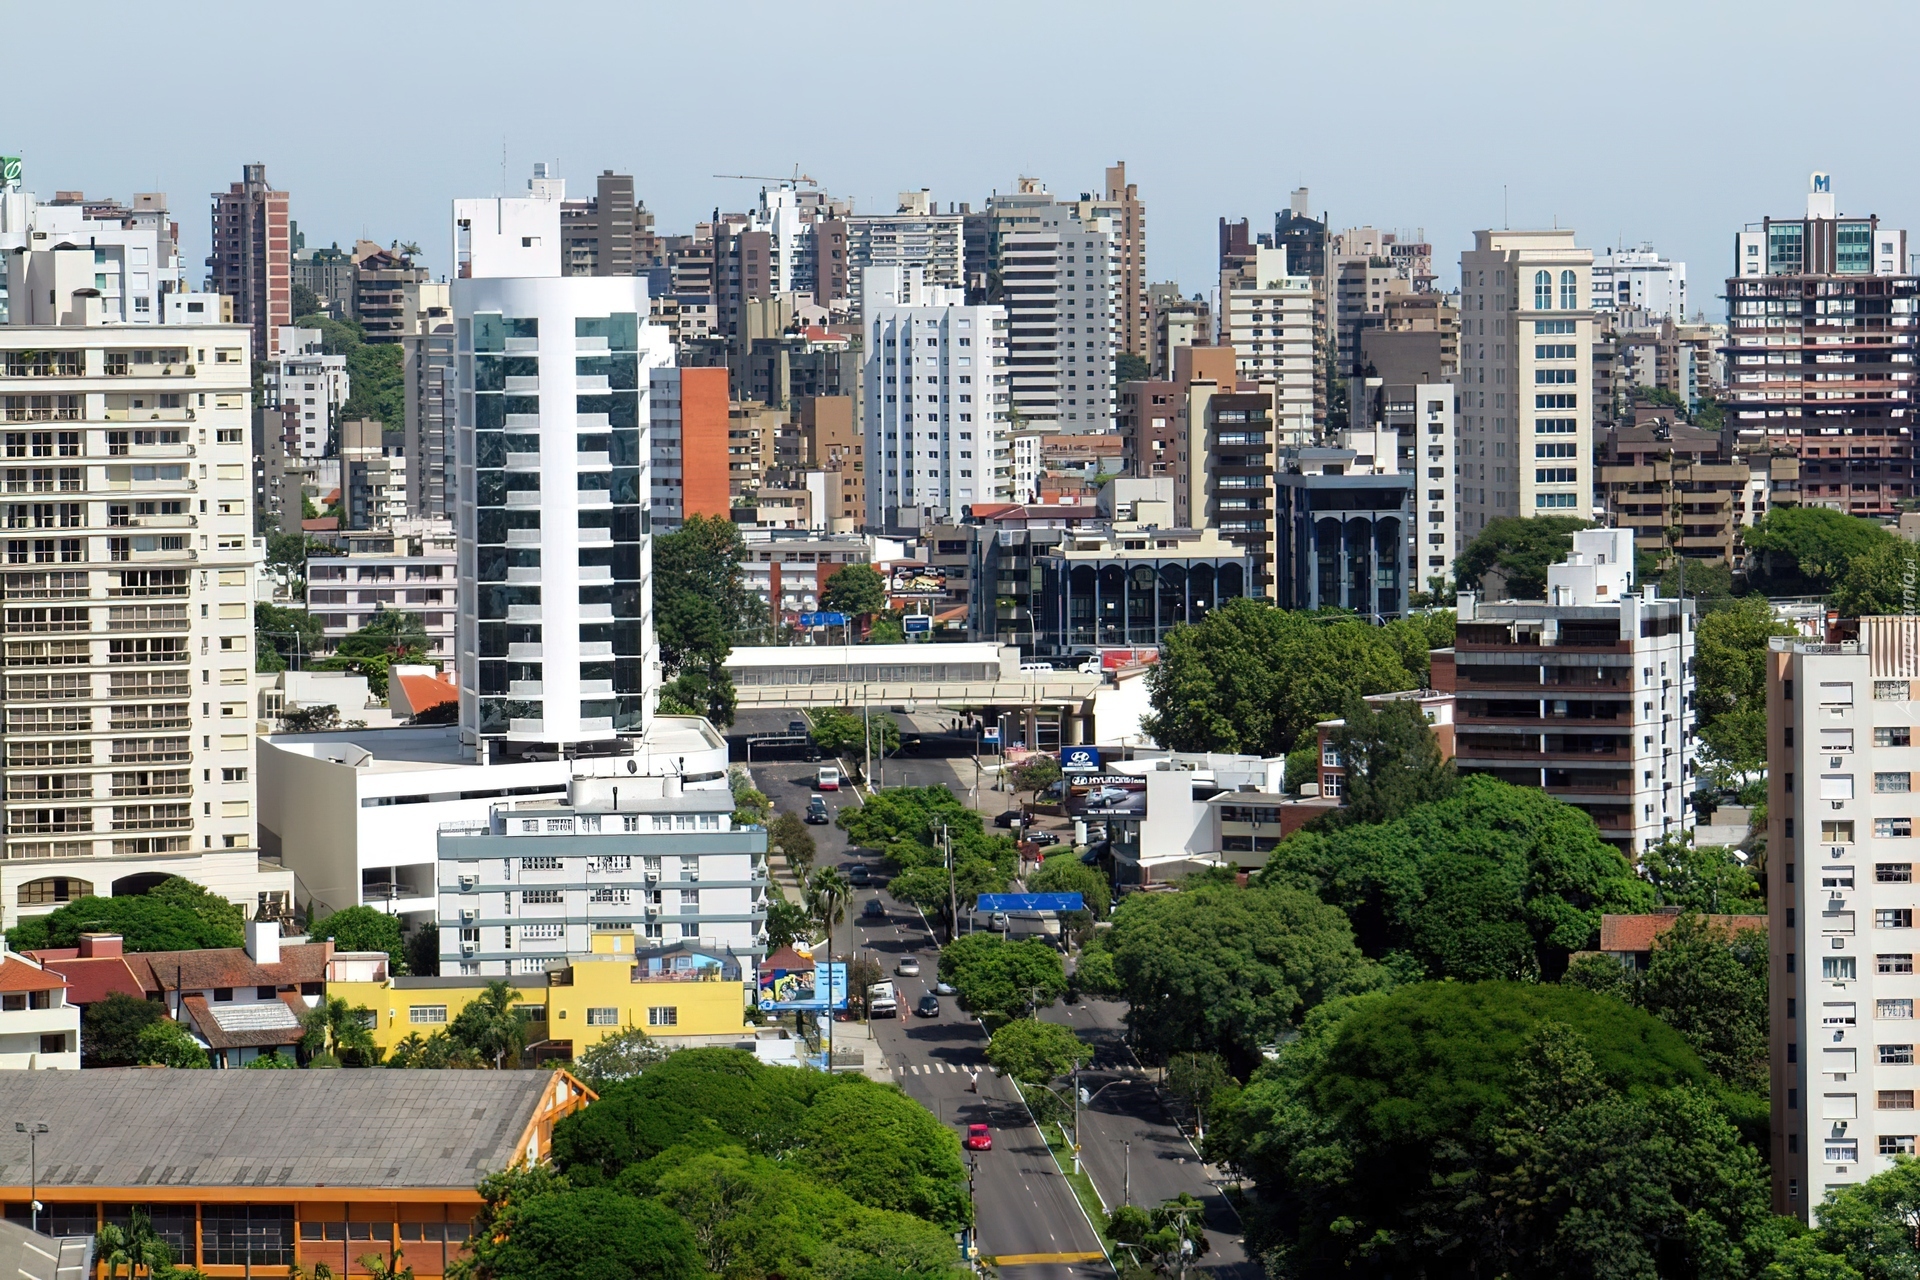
[897,956,922,977]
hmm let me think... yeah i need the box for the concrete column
[1066,716,1085,746]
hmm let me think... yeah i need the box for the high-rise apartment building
[1350,378,1455,592]
[1592,245,1687,319]
[291,239,352,318]
[797,395,864,531]
[0,259,289,929]
[350,241,428,343]
[1000,204,1117,432]
[1101,163,1148,358]
[1273,191,1330,429]
[1764,616,1920,1218]
[452,169,671,762]
[261,326,349,461]
[1441,529,1694,856]
[647,365,730,532]
[403,308,456,519]
[1147,283,1209,379]
[843,191,966,321]
[561,171,639,277]
[206,163,290,361]
[1218,244,1315,443]
[1275,425,1414,618]
[1456,229,1596,537]
[1726,176,1916,517]
[0,183,184,325]
[861,267,1009,529]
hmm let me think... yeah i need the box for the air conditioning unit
[458,875,478,891]
[460,941,478,955]
[460,908,478,924]
[644,870,659,882]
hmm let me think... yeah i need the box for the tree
[1641,834,1766,914]
[136,1018,209,1069]
[787,1077,973,1230]
[768,812,816,874]
[1108,1194,1210,1275]
[569,1026,669,1091]
[1115,352,1151,384]
[1694,596,1796,776]
[294,312,405,430]
[656,664,738,727]
[245,1050,298,1068]
[96,1209,177,1280]
[809,706,899,762]
[866,613,906,644]
[938,934,1068,1018]
[1143,599,1432,757]
[1163,1052,1236,1138]
[1830,537,1920,617]
[385,1030,483,1070]
[319,608,429,699]
[312,905,408,974]
[449,980,526,1068]
[729,770,771,828]
[405,923,440,977]
[1263,774,1651,982]
[1102,880,1374,1073]
[1770,1157,1920,1278]
[838,786,1016,924]
[1009,755,1062,806]
[255,600,326,671]
[82,991,166,1067]
[458,1187,702,1280]
[1214,983,1780,1278]
[5,878,244,953]
[820,563,887,619]
[301,995,379,1066]
[985,1017,1091,1086]
[291,282,323,321]
[806,866,850,937]
[1029,856,1110,920]
[1744,505,1896,597]
[1320,694,1457,827]
[763,888,814,952]
[653,515,753,727]
[1454,515,1593,599]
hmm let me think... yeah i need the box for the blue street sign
[903,615,932,635]
[1060,746,1102,772]
[976,892,1086,914]
[798,612,849,628]
[982,727,1001,744]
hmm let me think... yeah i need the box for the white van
[1020,661,1056,673]
[815,765,841,791]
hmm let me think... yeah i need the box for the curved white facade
[452,274,670,758]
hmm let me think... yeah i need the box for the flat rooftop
[263,717,725,776]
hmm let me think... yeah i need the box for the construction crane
[712,165,819,189]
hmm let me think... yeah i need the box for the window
[1826,821,1857,843]
[1881,863,1916,882]
[1826,1140,1860,1163]
[1559,270,1578,309]
[520,888,562,905]
[1826,867,1857,889]
[1883,910,1916,929]
[1878,821,1914,840]
[586,1007,619,1026]
[521,855,561,871]
[1824,774,1857,800]
[1536,493,1579,508]
[1881,999,1914,1019]
[1534,270,1553,309]
[647,1006,678,1027]
[1883,1135,1918,1156]
[1878,727,1913,747]
[1880,955,1914,975]
[39,1033,65,1055]
[1823,682,1856,706]
[1536,468,1577,483]
[1879,773,1913,794]
[1877,680,1910,701]
[1883,1090,1916,1109]
[1882,1045,1915,1066]
[1825,1003,1858,1025]
[1829,956,1860,979]
[409,1005,448,1024]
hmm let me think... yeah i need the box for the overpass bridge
[723,643,1111,743]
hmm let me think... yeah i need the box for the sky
[15,0,1920,318]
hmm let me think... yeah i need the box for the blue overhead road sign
[975,892,1086,914]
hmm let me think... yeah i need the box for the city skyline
[10,0,1920,305]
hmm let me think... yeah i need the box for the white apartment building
[0,184,185,325]
[262,326,348,460]
[999,205,1117,432]
[1766,616,1920,1218]
[845,191,965,320]
[1219,245,1315,444]
[1592,245,1688,320]
[437,763,766,976]
[1011,431,1043,504]
[1456,229,1596,536]
[0,951,79,1068]
[258,716,727,934]
[305,545,456,664]
[1352,377,1456,592]
[862,266,1009,529]
[452,170,671,761]
[0,265,290,930]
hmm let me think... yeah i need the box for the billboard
[1060,746,1102,773]
[887,563,949,598]
[903,614,932,635]
[1064,773,1147,819]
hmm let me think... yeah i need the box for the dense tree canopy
[1829,537,1920,617]
[837,786,1016,920]
[1028,854,1110,920]
[986,1017,1091,1086]
[1213,983,1784,1279]
[1695,596,1797,775]
[1102,879,1375,1072]
[459,1185,702,1280]
[937,934,1067,1018]
[255,600,326,671]
[653,515,755,726]
[1454,515,1593,599]
[1640,835,1766,915]
[81,991,166,1067]
[1320,694,1458,827]
[1768,1158,1920,1279]
[6,877,243,953]
[294,312,404,430]
[311,905,407,973]
[1143,599,1449,756]
[317,608,429,698]
[819,563,886,618]
[1261,775,1650,981]
[1743,506,1896,597]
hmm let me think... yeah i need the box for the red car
[965,1123,992,1151]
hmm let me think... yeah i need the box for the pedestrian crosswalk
[896,1060,1150,1077]
[902,1061,971,1075]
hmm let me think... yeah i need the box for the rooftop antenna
[1503,185,1508,230]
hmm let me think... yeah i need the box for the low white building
[256,717,728,931]
[0,952,80,1069]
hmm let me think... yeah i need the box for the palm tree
[96,1211,172,1279]
[449,980,524,1069]
[358,1248,413,1280]
[807,866,849,939]
[302,996,379,1065]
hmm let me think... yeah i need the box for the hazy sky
[16,0,1920,316]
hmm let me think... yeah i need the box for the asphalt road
[1046,1000,1257,1279]
[731,710,1109,1278]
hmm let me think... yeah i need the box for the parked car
[1027,830,1061,847]
[993,809,1023,828]
[862,898,887,920]
[816,765,841,791]
[897,956,921,977]
[965,1123,993,1151]
[935,980,955,996]
[915,994,941,1018]
[848,863,871,886]
[989,911,1011,931]
[805,796,830,824]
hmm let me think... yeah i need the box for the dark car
[805,744,823,761]
[862,898,887,920]
[915,994,941,1018]
[1027,830,1061,847]
[848,863,871,886]
[805,797,829,824]
[993,809,1023,828]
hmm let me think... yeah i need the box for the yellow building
[327,938,752,1060]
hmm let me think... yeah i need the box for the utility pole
[943,821,957,943]
[14,1122,46,1234]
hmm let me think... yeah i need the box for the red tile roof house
[27,922,349,1068]
[0,951,79,1068]
[1596,908,1768,969]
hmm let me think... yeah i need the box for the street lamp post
[14,1121,47,1233]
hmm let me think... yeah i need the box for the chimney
[246,918,281,965]
[77,932,123,959]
